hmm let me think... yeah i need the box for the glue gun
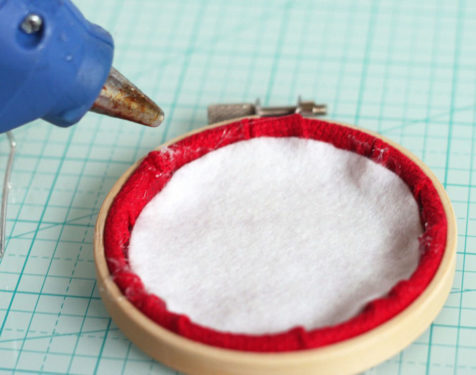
[0,0,164,133]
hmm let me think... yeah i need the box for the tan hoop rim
[94,119,456,375]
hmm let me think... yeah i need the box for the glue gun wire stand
[0,132,16,258]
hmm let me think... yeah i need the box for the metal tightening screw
[207,98,328,124]
[20,13,43,34]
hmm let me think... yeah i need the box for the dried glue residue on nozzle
[128,137,423,335]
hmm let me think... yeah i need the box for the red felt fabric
[103,115,448,352]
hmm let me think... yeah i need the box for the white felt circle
[129,137,422,334]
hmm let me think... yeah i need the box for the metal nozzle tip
[150,108,165,127]
[91,67,164,127]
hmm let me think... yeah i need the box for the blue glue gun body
[0,0,114,133]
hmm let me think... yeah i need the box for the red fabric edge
[103,115,448,352]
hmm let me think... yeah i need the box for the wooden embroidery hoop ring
[94,118,457,375]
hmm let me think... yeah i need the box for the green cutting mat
[1,0,475,373]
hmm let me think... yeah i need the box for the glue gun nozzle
[91,67,164,127]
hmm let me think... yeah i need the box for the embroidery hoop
[94,116,456,375]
